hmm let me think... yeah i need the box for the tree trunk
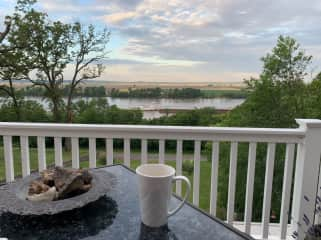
[9,79,21,121]
[66,86,74,123]
[52,98,61,123]
[64,88,74,151]
[0,21,11,44]
[12,97,21,121]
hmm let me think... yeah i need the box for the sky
[1,0,321,83]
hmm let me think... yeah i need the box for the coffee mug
[136,164,191,227]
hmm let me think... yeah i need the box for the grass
[0,147,213,215]
[0,147,90,180]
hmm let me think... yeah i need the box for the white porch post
[292,119,321,240]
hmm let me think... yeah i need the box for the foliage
[163,88,202,98]
[306,73,321,119]
[73,98,143,124]
[110,88,162,98]
[147,107,218,126]
[110,88,203,98]
[223,36,311,128]
[65,23,110,123]
[0,99,48,122]
[82,86,106,97]
[9,7,71,122]
[110,87,247,99]
[4,1,110,122]
[182,160,194,175]
[211,35,315,222]
[20,85,106,97]
[201,89,248,98]
[260,35,312,83]
[0,0,37,120]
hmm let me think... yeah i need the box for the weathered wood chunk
[27,167,93,201]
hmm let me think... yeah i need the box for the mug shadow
[139,222,178,240]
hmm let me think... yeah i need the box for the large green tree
[65,23,109,123]
[216,36,313,222]
[0,0,37,120]
[224,36,312,128]
[11,10,110,122]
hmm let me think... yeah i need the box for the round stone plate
[0,169,117,216]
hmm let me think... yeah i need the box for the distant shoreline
[1,80,246,91]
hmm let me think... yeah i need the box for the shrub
[182,160,194,175]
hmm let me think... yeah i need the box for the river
[9,97,245,119]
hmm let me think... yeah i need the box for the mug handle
[168,176,191,217]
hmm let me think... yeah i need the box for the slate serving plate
[0,169,117,216]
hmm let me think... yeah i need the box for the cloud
[103,11,137,24]
[100,62,254,83]
[2,0,321,82]
[103,0,321,76]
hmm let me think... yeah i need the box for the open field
[6,80,246,91]
[99,81,245,91]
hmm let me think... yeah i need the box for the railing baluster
[280,143,295,240]
[141,139,148,164]
[71,137,79,169]
[159,139,165,164]
[3,136,14,182]
[227,142,238,224]
[37,136,46,171]
[89,138,96,168]
[193,140,201,206]
[210,142,219,216]
[176,140,183,195]
[124,138,130,167]
[106,139,113,165]
[262,143,276,239]
[244,142,257,234]
[20,136,30,177]
[54,137,63,167]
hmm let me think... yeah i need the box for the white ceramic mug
[136,164,191,227]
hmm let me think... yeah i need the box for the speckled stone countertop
[0,165,253,240]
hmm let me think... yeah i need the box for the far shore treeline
[2,0,321,225]
[0,85,248,99]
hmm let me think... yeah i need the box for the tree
[261,35,312,83]
[0,0,36,47]
[13,16,110,122]
[0,0,37,120]
[0,99,48,122]
[224,36,312,128]
[66,23,109,123]
[218,35,313,222]
[21,17,71,122]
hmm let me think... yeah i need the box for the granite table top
[0,165,254,240]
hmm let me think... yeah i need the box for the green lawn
[0,147,213,214]
[0,147,89,181]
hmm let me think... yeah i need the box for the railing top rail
[0,122,305,143]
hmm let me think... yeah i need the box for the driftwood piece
[53,167,92,199]
[27,187,58,202]
[41,169,55,186]
[28,180,50,195]
[27,167,93,201]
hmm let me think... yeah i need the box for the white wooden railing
[1,119,321,240]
